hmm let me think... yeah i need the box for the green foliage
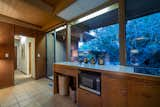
[79,24,119,63]
[126,12,160,67]
[78,12,160,68]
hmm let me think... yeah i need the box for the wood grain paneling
[128,78,160,107]
[0,21,46,88]
[119,0,127,65]
[78,88,101,107]
[54,64,160,107]
[0,0,75,31]
[0,22,14,88]
[14,25,36,36]
[15,25,47,80]
[0,60,14,88]
[35,32,46,79]
[54,64,78,77]
[102,74,128,107]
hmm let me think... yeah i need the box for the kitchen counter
[53,62,160,107]
[55,62,160,77]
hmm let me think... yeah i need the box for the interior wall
[14,26,46,79]
[14,39,20,70]
[15,37,35,78]
[0,22,14,88]
[0,21,46,89]
[19,37,27,74]
[35,32,46,79]
[27,37,35,78]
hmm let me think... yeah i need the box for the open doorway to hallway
[14,35,35,85]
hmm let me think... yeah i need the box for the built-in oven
[78,69,101,95]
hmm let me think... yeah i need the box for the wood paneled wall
[0,22,14,88]
[35,32,46,79]
[0,22,46,89]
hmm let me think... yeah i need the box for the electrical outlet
[5,53,9,58]
[37,53,40,58]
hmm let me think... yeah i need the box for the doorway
[46,27,67,80]
[29,42,32,75]
[14,35,35,85]
[14,47,17,70]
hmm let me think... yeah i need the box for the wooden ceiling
[0,0,75,31]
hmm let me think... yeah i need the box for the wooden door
[14,47,17,70]
[29,42,32,75]
[102,74,128,107]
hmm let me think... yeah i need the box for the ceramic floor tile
[0,70,77,107]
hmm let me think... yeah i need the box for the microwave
[79,70,101,95]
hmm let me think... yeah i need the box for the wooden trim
[45,22,66,33]
[0,14,41,30]
[66,24,71,61]
[119,0,126,65]
[68,0,118,23]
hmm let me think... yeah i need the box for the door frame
[46,31,56,79]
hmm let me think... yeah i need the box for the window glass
[71,7,119,65]
[126,12,160,75]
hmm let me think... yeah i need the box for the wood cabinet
[78,88,101,107]
[54,64,78,77]
[102,73,160,107]
[54,64,160,107]
[102,74,128,107]
[128,79,160,107]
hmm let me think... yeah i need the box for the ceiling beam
[0,14,42,30]
[41,0,58,7]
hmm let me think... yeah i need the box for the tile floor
[0,71,77,107]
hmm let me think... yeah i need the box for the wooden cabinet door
[102,74,128,107]
[78,88,101,107]
[128,79,160,107]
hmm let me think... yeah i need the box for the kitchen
[0,0,159,107]
[53,0,160,107]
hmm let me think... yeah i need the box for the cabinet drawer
[78,88,101,107]
[54,64,78,77]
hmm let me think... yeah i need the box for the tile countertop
[54,62,160,77]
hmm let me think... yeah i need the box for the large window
[71,4,119,65]
[126,12,160,75]
[78,24,119,64]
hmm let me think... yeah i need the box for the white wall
[14,39,20,69]
[15,36,35,78]
[26,37,35,78]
